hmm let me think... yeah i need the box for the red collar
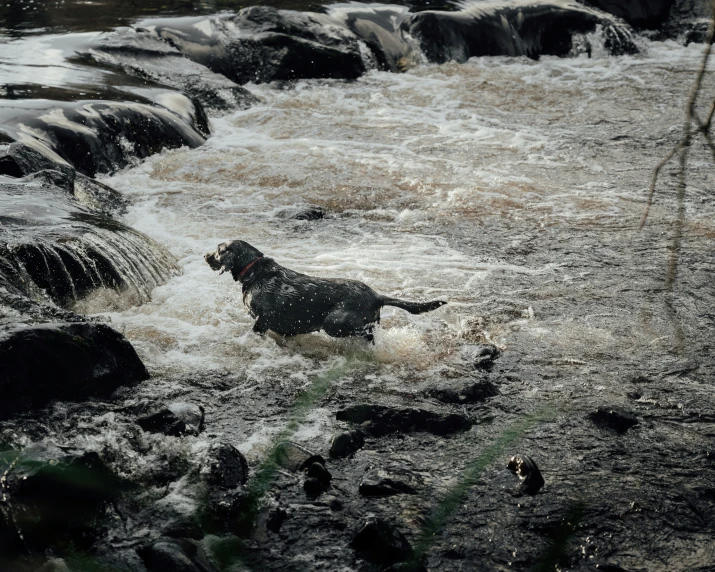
[238,257,263,279]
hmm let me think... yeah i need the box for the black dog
[205,240,446,340]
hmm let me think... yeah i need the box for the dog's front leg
[252,316,269,335]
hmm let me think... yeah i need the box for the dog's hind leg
[323,308,372,339]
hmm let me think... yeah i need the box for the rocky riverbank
[1,0,715,570]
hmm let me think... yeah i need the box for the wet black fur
[205,240,446,340]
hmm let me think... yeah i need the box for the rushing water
[3,5,715,568]
[72,36,712,453]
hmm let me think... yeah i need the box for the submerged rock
[149,8,367,85]
[274,441,325,472]
[406,1,638,64]
[0,322,148,419]
[336,404,473,437]
[426,379,500,404]
[0,91,207,177]
[0,442,129,554]
[359,468,420,497]
[583,0,675,28]
[472,344,501,371]
[303,461,332,497]
[205,442,249,488]
[352,518,414,565]
[507,454,545,496]
[0,174,178,309]
[138,538,219,572]
[329,429,365,458]
[136,403,205,437]
[589,406,639,433]
[86,27,259,114]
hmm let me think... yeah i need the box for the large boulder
[580,0,675,28]
[0,174,177,309]
[336,404,473,437]
[0,322,148,418]
[85,28,259,114]
[0,90,207,177]
[405,1,639,63]
[0,442,129,554]
[146,7,368,85]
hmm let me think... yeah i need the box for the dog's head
[204,240,264,281]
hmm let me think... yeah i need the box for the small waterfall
[2,219,179,311]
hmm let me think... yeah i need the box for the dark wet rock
[359,468,420,497]
[582,0,675,28]
[205,442,249,488]
[329,429,365,458]
[0,442,129,554]
[351,518,414,565]
[275,204,325,221]
[507,454,545,495]
[426,378,499,404]
[472,344,501,371]
[138,538,219,572]
[303,476,327,497]
[662,0,714,42]
[329,4,417,72]
[162,517,204,541]
[589,406,639,433]
[336,404,473,437]
[136,402,205,437]
[1,144,126,216]
[86,28,259,114]
[253,502,289,542]
[0,94,207,177]
[205,487,249,534]
[323,494,343,511]
[0,322,148,419]
[405,1,638,64]
[151,8,367,85]
[0,174,177,309]
[274,441,325,472]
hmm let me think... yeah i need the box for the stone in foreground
[0,322,148,419]
[336,404,472,437]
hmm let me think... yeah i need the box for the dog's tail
[379,296,447,315]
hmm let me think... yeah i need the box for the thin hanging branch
[639,0,715,229]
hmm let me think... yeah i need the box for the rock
[507,455,545,496]
[0,92,207,177]
[426,379,499,404]
[336,404,473,437]
[359,468,420,497]
[581,0,675,28]
[138,538,219,572]
[0,322,148,419]
[589,407,639,434]
[162,517,204,541]
[384,562,428,572]
[274,441,325,472]
[303,461,332,497]
[0,173,177,309]
[151,8,367,85]
[351,518,414,565]
[405,2,638,64]
[0,443,129,554]
[136,403,205,437]
[275,204,325,221]
[329,430,365,458]
[205,442,249,488]
[303,477,326,498]
[662,0,714,42]
[253,503,289,542]
[205,487,249,534]
[472,344,501,371]
[86,28,259,114]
